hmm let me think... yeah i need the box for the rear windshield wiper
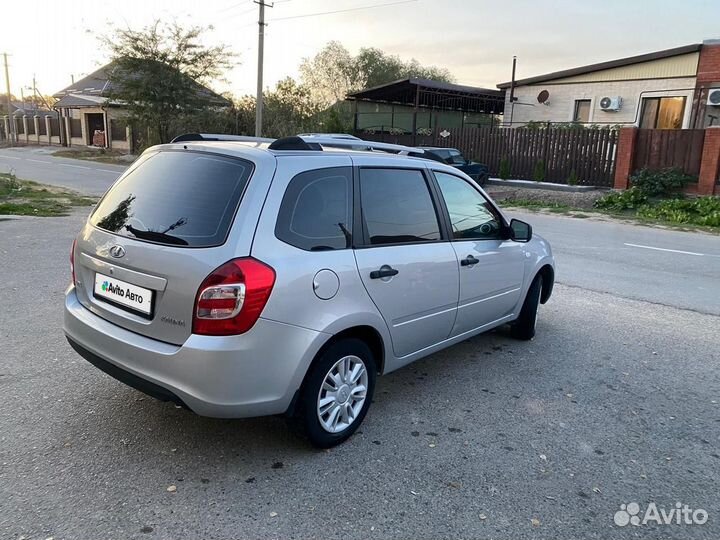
[124,225,189,246]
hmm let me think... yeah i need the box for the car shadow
[51,321,561,487]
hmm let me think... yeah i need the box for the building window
[573,100,591,123]
[640,97,686,129]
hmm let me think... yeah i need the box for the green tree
[299,42,455,109]
[102,21,234,143]
[298,41,357,109]
[263,77,322,137]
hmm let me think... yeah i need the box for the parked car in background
[64,134,554,448]
[422,147,489,185]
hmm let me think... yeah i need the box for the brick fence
[614,126,720,196]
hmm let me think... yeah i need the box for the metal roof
[54,93,108,108]
[53,60,231,107]
[497,43,702,88]
[347,78,505,115]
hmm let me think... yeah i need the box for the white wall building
[497,42,720,129]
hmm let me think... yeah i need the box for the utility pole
[508,56,517,127]
[3,52,15,145]
[254,0,273,137]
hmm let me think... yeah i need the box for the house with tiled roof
[53,61,231,150]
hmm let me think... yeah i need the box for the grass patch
[53,148,131,165]
[501,185,720,232]
[501,199,572,213]
[0,173,96,216]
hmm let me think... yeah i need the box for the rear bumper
[67,336,190,408]
[63,286,327,418]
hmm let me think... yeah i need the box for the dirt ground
[485,185,609,209]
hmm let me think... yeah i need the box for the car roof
[154,140,444,163]
[151,141,468,177]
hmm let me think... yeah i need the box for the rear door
[73,148,270,345]
[431,170,525,336]
[353,165,459,358]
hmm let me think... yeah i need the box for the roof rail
[298,133,361,140]
[170,132,443,161]
[171,133,275,144]
[296,135,426,156]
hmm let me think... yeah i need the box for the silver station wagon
[64,134,555,447]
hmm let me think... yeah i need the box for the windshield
[446,149,466,164]
[431,148,466,164]
[90,151,253,248]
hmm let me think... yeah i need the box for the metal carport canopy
[346,78,505,115]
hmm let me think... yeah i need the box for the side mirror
[509,218,532,242]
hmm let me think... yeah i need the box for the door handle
[460,255,479,267]
[370,266,399,279]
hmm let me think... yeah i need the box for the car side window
[275,167,352,251]
[359,168,441,246]
[434,171,503,240]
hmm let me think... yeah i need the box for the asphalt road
[1,207,719,540]
[2,145,719,316]
[0,146,125,196]
[510,210,720,316]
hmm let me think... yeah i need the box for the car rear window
[90,151,253,247]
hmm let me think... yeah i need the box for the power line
[269,0,417,22]
[222,4,258,20]
[213,0,253,15]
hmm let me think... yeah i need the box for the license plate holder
[93,272,154,318]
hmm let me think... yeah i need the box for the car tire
[297,338,377,448]
[510,275,542,341]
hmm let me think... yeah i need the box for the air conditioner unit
[707,89,720,106]
[599,96,623,111]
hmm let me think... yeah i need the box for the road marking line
[27,159,51,164]
[623,243,704,256]
[59,163,91,170]
[0,156,21,160]
[97,169,122,174]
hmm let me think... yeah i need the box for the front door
[86,113,105,146]
[353,167,459,358]
[433,171,525,337]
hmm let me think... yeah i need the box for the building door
[86,113,105,146]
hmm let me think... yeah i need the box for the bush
[567,170,579,186]
[637,197,720,227]
[594,187,648,211]
[499,157,511,180]
[0,172,21,195]
[532,160,546,182]
[629,168,695,198]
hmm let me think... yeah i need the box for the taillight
[70,238,77,286]
[192,257,276,336]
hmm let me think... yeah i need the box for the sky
[1,0,720,101]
